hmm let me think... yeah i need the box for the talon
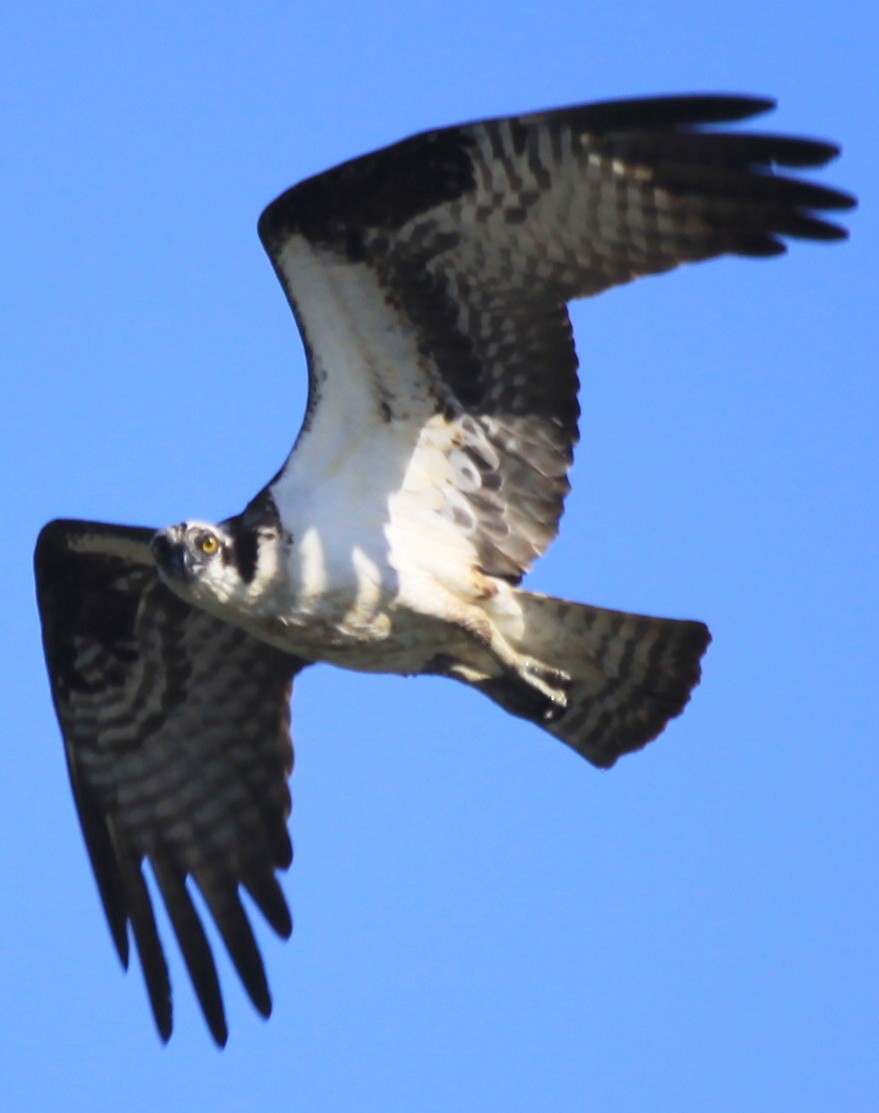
[542,701,567,725]
[518,656,570,708]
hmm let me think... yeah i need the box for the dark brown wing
[34,519,307,1045]
[259,94,854,581]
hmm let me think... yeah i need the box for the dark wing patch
[35,519,306,1046]
[261,126,476,252]
[259,95,854,581]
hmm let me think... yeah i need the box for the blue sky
[2,2,876,1110]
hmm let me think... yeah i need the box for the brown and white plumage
[35,521,305,1045]
[34,94,853,1043]
[260,94,851,581]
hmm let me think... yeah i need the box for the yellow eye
[199,533,219,556]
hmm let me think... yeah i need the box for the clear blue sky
[2,3,875,1110]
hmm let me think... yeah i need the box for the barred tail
[475,591,711,768]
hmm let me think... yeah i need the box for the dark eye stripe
[233,531,259,583]
[224,521,259,583]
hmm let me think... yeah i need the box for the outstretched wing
[34,520,307,1046]
[259,94,854,582]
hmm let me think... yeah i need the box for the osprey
[35,94,853,1045]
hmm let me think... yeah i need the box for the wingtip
[712,93,776,120]
[208,1014,230,1048]
[153,1003,230,1048]
[149,992,174,1046]
[109,918,131,970]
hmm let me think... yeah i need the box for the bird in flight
[34,94,853,1045]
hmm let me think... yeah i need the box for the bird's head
[151,503,285,616]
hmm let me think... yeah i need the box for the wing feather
[259,94,854,581]
[150,851,225,1044]
[34,519,306,1045]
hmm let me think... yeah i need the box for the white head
[151,498,286,619]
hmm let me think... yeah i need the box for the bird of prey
[34,94,853,1045]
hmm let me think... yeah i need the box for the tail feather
[475,591,711,768]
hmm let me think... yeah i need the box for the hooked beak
[150,526,193,583]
